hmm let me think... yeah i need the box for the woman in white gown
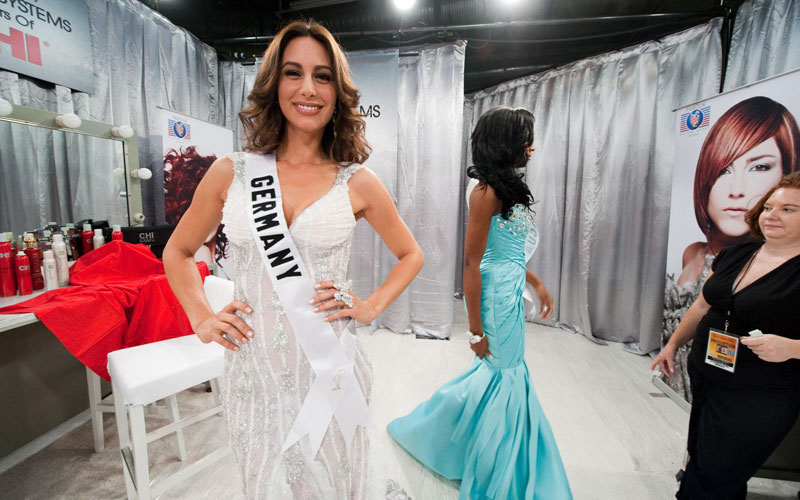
[164,20,424,499]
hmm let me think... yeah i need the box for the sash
[243,152,369,456]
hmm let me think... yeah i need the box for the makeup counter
[0,103,150,465]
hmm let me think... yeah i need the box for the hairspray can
[15,251,32,295]
[42,250,58,291]
[51,234,70,287]
[111,224,123,242]
[0,241,15,297]
[82,223,94,254]
[23,233,44,290]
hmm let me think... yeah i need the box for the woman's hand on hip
[741,334,799,363]
[311,281,379,324]
[193,300,253,351]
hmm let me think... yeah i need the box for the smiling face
[759,187,800,243]
[707,137,784,238]
[277,36,337,138]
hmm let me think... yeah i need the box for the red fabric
[0,241,207,380]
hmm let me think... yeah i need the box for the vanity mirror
[0,101,144,238]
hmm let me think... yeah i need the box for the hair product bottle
[23,233,44,291]
[51,234,70,287]
[0,241,16,297]
[82,223,94,254]
[111,224,123,242]
[15,251,32,296]
[67,227,82,259]
[42,250,58,291]
[93,228,105,249]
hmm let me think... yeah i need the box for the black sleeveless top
[690,241,800,393]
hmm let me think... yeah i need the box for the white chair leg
[86,366,104,452]
[167,394,187,461]
[113,382,136,500]
[209,378,222,406]
[129,404,152,500]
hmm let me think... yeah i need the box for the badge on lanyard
[705,328,739,373]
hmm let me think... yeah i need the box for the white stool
[107,276,233,500]
[86,366,114,452]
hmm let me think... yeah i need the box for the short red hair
[693,96,800,247]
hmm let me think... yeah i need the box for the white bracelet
[465,331,484,345]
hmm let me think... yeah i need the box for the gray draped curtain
[0,0,219,228]
[350,43,466,339]
[218,60,260,149]
[460,21,723,353]
[725,0,800,91]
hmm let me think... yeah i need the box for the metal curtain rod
[214,12,714,45]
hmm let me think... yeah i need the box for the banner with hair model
[158,107,235,277]
[661,68,800,401]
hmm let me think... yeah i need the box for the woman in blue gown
[388,107,572,500]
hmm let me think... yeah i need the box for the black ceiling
[139,0,744,93]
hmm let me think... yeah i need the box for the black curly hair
[467,106,535,218]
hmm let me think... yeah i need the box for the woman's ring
[334,290,354,308]
[333,280,353,292]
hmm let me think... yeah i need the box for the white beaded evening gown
[220,152,384,499]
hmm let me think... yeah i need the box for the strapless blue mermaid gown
[388,205,572,500]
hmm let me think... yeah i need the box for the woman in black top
[652,171,800,500]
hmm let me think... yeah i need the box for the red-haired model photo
[163,146,229,270]
[678,96,800,285]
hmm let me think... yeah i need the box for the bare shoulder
[469,182,499,214]
[200,156,235,202]
[347,166,383,192]
[682,241,707,267]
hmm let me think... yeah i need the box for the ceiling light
[111,125,135,139]
[393,0,415,10]
[0,98,12,117]
[55,113,82,129]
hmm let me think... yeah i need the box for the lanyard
[725,248,759,334]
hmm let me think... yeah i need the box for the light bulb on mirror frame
[130,167,152,180]
[55,113,82,129]
[111,125,135,139]
[0,98,12,117]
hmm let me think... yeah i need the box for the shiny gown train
[388,204,572,500]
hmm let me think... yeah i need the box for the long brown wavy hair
[240,19,371,165]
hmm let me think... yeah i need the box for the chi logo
[138,232,155,244]
[0,27,42,66]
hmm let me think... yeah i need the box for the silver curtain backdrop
[725,0,800,91]
[460,20,723,353]
[374,43,465,338]
[0,0,220,228]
